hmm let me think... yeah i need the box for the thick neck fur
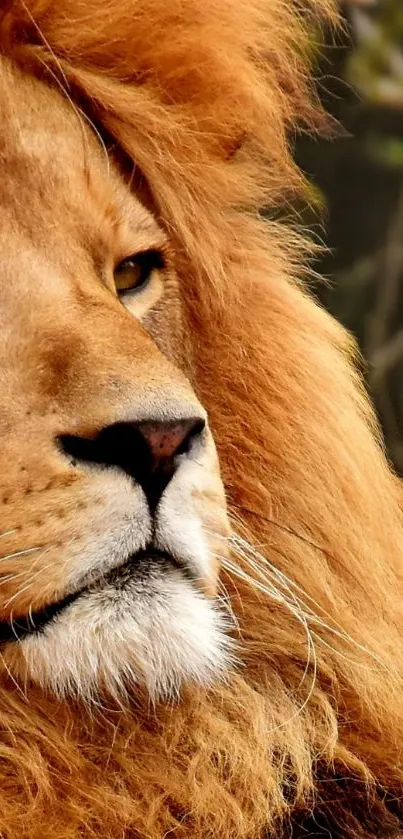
[0,1,403,837]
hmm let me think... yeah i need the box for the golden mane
[0,1,403,837]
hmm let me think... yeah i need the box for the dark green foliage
[296,0,403,472]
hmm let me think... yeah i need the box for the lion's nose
[59,417,205,512]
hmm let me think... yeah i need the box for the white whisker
[226,529,395,679]
[9,612,21,645]
[3,558,54,608]
[33,51,111,176]
[20,0,70,90]
[216,579,240,634]
[28,604,35,631]
[0,530,16,540]
[0,546,42,564]
[221,551,318,730]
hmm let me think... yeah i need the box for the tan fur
[0,1,402,837]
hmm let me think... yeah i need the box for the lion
[0,0,402,837]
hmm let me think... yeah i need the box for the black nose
[59,417,205,512]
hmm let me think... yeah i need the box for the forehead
[0,57,163,250]
[0,58,93,181]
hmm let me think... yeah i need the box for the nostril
[137,417,205,463]
[176,417,206,456]
[58,433,100,467]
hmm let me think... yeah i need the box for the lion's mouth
[0,549,182,643]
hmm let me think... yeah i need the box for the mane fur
[1,1,403,837]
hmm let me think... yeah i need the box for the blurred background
[295,0,403,472]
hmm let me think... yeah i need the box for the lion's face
[0,60,231,701]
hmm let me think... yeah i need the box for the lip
[0,548,182,644]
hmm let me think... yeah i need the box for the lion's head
[0,58,232,701]
[0,2,403,839]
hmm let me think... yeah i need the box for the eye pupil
[114,248,164,295]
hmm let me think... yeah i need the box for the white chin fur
[19,565,234,702]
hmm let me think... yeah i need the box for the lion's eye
[114,249,164,295]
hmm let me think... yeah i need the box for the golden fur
[0,0,401,837]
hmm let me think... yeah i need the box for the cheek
[140,284,190,369]
[0,469,149,619]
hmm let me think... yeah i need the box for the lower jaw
[0,548,182,644]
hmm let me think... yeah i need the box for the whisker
[4,581,38,610]
[19,0,71,90]
[75,104,111,178]
[266,634,317,736]
[27,547,52,572]
[310,631,378,672]
[9,612,21,645]
[32,51,111,177]
[220,569,246,617]
[0,571,32,587]
[222,556,283,603]
[28,604,35,631]
[228,530,396,678]
[0,530,16,540]
[216,579,240,634]
[3,558,55,608]
[221,553,318,728]
[231,506,368,597]
[231,503,326,553]
[235,547,318,695]
[221,556,315,669]
[17,5,108,182]
[0,548,52,588]
[34,55,91,167]
[0,547,42,564]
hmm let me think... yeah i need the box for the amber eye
[114,249,165,295]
